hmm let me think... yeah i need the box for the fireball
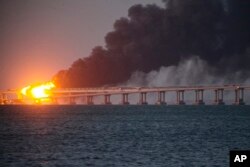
[20,82,55,100]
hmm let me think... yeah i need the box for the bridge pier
[139,92,148,105]
[80,96,86,104]
[0,94,3,104]
[195,89,205,105]
[234,88,245,105]
[34,99,41,104]
[176,90,185,105]
[17,93,23,100]
[51,98,58,104]
[0,94,8,104]
[87,96,94,105]
[156,91,166,105]
[104,94,112,105]
[214,89,224,105]
[69,97,76,105]
[121,93,129,105]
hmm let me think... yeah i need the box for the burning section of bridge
[20,81,55,104]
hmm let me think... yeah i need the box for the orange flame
[20,82,55,99]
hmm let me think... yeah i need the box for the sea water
[0,105,250,167]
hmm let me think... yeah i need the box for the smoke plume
[126,56,250,86]
[124,56,250,104]
[53,0,250,88]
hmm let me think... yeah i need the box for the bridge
[0,85,250,105]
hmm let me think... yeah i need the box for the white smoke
[123,56,250,104]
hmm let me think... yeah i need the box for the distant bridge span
[1,85,250,105]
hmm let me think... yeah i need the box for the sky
[0,0,164,89]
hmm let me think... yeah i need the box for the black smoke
[53,0,250,88]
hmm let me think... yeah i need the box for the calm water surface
[0,105,250,167]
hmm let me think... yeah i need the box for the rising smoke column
[53,0,250,88]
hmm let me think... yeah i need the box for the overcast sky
[0,0,164,89]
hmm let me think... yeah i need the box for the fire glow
[20,82,55,101]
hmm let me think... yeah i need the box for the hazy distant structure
[53,0,250,88]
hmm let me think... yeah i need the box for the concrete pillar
[104,94,112,105]
[17,93,23,100]
[235,89,238,103]
[34,99,41,104]
[176,90,185,105]
[234,88,245,105]
[2,94,7,100]
[215,90,218,102]
[0,94,3,105]
[214,89,224,105]
[121,93,129,105]
[51,98,58,104]
[87,96,94,105]
[1,94,9,104]
[139,92,148,105]
[80,96,86,104]
[156,91,166,105]
[194,89,205,105]
[69,97,76,105]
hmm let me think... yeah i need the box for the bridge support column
[214,89,224,105]
[69,97,76,105]
[0,94,3,104]
[51,98,58,104]
[176,90,185,105]
[1,94,8,104]
[121,93,129,105]
[156,91,166,105]
[87,96,94,105]
[194,89,205,105]
[17,93,23,100]
[234,88,245,105]
[80,96,86,104]
[139,92,148,105]
[104,94,112,105]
